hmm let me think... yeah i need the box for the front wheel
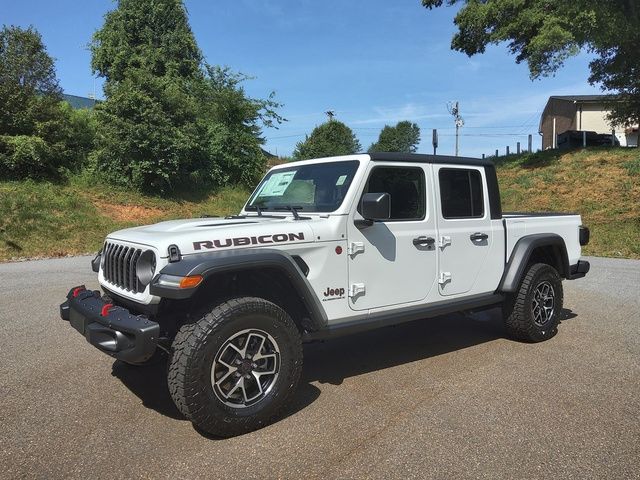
[168,297,303,437]
[503,263,564,342]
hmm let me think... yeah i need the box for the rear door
[434,165,493,296]
[346,163,438,311]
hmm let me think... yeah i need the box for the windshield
[246,160,360,212]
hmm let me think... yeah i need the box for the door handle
[413,236,435,246]
[470,232,489,242]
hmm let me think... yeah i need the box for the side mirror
[357,192,390,228]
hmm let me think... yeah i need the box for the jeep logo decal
[193,232,305,251]
[323,287,345,298]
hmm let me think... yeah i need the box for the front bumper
[59,286,159,364]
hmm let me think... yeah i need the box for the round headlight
[136,250,156,287]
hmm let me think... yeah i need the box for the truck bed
[502,212,583,267]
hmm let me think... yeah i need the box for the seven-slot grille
[102,242,143,293]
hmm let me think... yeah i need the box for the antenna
[325,110,336,121]
[447,101,464,156]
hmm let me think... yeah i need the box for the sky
[3,0,603,157]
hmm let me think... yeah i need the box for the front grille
[102,242,143,293]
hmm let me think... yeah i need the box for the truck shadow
[111,307,577,432]
[303,306,577,385]
[302,308,504,385]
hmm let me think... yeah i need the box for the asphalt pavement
[0,256,638,479]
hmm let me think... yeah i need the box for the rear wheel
[168,297,303,437]
[503,263,563,342]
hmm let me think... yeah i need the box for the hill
[496,147,639,259]
[0,147,638,262]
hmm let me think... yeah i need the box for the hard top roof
[368,152,493,167]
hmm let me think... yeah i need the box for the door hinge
[439,236,451,248]
[348,242,365,256]
[349,283,366,298]
[438,272,452,285]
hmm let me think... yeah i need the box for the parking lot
[1,255,638,479]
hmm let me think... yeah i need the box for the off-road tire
[168,297,303,437]
[503,263,563,342]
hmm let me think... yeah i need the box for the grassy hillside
[0,177,249,262]
[0,147,638,262]
[496,147,639,259]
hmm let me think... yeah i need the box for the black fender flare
[150,248,328,331]
[498,234,570,293]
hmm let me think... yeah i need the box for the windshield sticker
[258,171,296,197]
[336,174,347,186]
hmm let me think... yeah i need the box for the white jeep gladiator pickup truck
[60,152,590,437]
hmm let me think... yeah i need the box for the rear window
[438,168,484,219]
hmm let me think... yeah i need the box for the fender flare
[498,234,570,293]
[150,248,328,331]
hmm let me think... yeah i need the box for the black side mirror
[357,192,390,228]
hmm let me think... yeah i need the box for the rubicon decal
[193,232,305,250]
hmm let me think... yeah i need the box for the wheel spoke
[226,342,246,358]
[225,377,244,400]
[215,366,237,387]
[246,333,266,359]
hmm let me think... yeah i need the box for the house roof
[62,93,98,109]
[548,95,612,102]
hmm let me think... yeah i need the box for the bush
[0,135,50,177]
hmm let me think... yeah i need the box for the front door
[433,165,493,296]
[347,163,438,311]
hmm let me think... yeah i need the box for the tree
[91,0,282,192]
[422,0,640,126]
[197,65,284,188]
[368,121,420,153]
[0,25,93,179]
[90,0,207,191]
[0,25,61,136]
[293,121,362,160]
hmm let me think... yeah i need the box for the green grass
[496,146,640,259]
[1,146,639,262]
[0,176,249,262]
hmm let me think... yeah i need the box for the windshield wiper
[274,206,310,220]
[245,205,264,216]
[240,205,285,219]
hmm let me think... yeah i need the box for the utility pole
[448,101,464,156]
[325,110,336,122]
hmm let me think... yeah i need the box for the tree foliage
[368,121,421,153]
[422,0,640,126]
[91,0,282,192]
[197,65,284,188]
[0,25,94,179]
[293,121,362,160]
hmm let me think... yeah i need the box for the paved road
[1,256,638,479]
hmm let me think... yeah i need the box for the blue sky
[4,0,602,157]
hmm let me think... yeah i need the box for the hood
[106,216,317,258]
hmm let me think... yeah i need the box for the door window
[438,168,484,219]
[360,167,426,220]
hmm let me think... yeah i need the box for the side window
[361,167,426,220]
[438,168,484,219]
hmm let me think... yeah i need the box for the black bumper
[566,260,590,280]
[60,286,159,364]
